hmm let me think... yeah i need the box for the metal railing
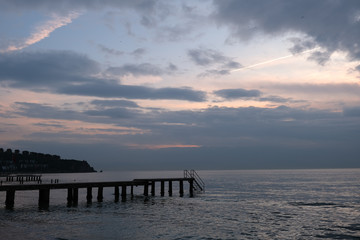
[184,169,205,192]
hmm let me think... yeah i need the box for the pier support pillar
[151,181,155,196]
[114,186,119,202]
[189,179,194,197]
[143,182,149,196]
[97,187,103,202]
[38,189,50,209]
[160,181,165,197]
[131,185,134,199]
[73,188,78,206]
[5,190,15,209]
[121,185,127,202]
[168,180,173,197]
[67,188,73,206]
[179,180,184,197]
[87,187,92,203]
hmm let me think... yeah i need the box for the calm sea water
[0,169,359,240]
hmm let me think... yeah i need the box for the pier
[0,170,204,209]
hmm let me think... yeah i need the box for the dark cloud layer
[13,101,359,146]
[0,51,99,89]
[213,0,360,64]
[0,51,206,102]
[59,82,206,101]
[11,102,360,169]
[14,102,84,121]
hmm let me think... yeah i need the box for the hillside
[0,148,96,173]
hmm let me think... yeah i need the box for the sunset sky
[1,0,359,170]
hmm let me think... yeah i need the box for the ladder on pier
[184,170,205,192]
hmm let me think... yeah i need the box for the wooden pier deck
[0,170,205,209]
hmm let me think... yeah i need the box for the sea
[0,169,359,240]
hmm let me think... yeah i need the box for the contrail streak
[231,47,321,72]
[1,11,82,53]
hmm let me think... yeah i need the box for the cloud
[157,24,197,42]
[12,102,142,127]
[213,88,296,103]
[288,37,317,55]
[0,50,100,89]
[0,50,206,102]
[14,102,85,121]
[90,99,140,108]
[188,47,234,66]
[97,44,124,56]
[152,105,353,148]
[199,69,231,77]
[267,83,360,96]
[167,63,178,72]
[13,101,350,143]
[84,107,138,119]
[106,63,164,77]
[147,2,213,42]
[131,48,146,57]
[59,82,207,101]
[307,50,332,66]
[106,61,179,77]
[343,106,360,117]
[10,101,360,169]
[212,0,360,64]
[214,88,261,99]
[258,96,295,103]
[33,122,66,128]
[96,45,145,58]
[356,64,360,72]
[188,47,242,76]
[1,11,81,53]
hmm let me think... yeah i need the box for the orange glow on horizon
[126,144,202,150]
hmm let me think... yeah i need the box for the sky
[0,0,359,170]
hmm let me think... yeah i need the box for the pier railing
[184,169,205,192]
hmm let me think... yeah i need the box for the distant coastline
[0,148,96,173]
